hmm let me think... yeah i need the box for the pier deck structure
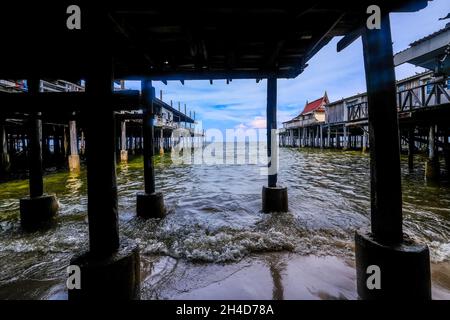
[0,2,432,300]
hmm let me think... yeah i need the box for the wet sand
[1,252,449,300]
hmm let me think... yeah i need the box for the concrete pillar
[262,77,288,213]
[68,120,80,172]
[443,129,450,177]
[19,79,58,231]
[136,80,165,219]
[120,121,128,162]
[356,12,430,300]
[425,125,440,180]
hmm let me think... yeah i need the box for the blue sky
[126,1,449,139]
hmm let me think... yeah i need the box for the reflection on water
[0,146,449,299]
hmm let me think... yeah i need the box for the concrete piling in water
[136,80,166,219]
[19,79,58,231]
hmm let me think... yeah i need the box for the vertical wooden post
[320,125,323,149]
[160,128,164,155]
[137,80,165,219]
[444,129,450,177]
[0,120,10,175]
[85,54,119,256]
[267,77,277,188]
[408,127,415,172]
[120,121,128,162]
[428,125,435,160]
[336,129,340,149]
[327,126,331,148]
[68,120,80,171]
[362,12,402,244]
[425,124,440,179]
[343,125,348,150]
[356,11,431,301]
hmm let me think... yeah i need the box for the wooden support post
[336,129,340,149]
[356,12,430,300]
[425,125,439,179]
[52,125,61,164]
[142,81,156,194]
[408,127,415,172]
[63,126,68,157]
[160,128,164,155]
[0,120,10,175]
[267,77,277,188]
[444,129,450,177]
[27,79,44,198]
[362,14,402,244]
[343,125,348,150]
[68,120,80,171]
[362,126,368,152]
[320,125,323,149]
[69,16,139,299]
[327,126,331,148]
[84,55,119,256]
[120,121,128,162]
[80,130,85,155]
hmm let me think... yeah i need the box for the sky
[125,1,449,140]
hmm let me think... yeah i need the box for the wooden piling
[27,79,44,198]
[266,77,277,188]
[361,12,402,244]
[142,80,156,194]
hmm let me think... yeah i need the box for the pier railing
[397,81,450,112]
[284,117,319,129]
[347,102,368,122]
[346,81,450,122]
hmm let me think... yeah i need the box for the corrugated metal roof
[409,25,450,47]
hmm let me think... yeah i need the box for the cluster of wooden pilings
[0,112,202,181]
[116,119,204,162]
[401,125,450,179]
[0,119,84,179]
[280,124,369,151]
[281,121,450,179]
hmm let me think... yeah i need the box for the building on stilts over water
[280,93,328,148]
[280,25,450,179]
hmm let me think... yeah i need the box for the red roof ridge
[298,93,328,116]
